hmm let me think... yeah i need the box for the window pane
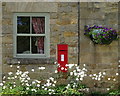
[17,36,30,54]
[32,17,45,34]
[17,17,30,34]
[31,36,44,54]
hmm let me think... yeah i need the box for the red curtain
[32,18,45,54]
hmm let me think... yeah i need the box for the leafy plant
[84,25,118,44]
[108,89,120,96]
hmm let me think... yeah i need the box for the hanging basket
[84,25,118,45]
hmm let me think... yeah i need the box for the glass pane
[17,36,30,54]
[32,17,45,34]
[31,36,44,54]
[17,16,30,34]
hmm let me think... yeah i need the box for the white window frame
[13,13,50,58]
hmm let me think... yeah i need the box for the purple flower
[103,34,106,36]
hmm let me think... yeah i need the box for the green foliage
[108,89,120,96]
[90,91,109,96]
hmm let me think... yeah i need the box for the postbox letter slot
[61,54,64,61]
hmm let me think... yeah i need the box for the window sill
[7,57,55,65]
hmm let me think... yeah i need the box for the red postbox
[57,44,68,72]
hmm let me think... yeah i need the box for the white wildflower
[70,72,73,75]
[26,83,30,86]
[108,78,111,80]
[47,79,50,83]
[92,77,95,79]
[74,73,77,76]
[54,81,57,84]
[3,76,6,79]
[55,70,58,73]
[103,72,106,75]
[31,68,35,72]
[107,88,110,91]
[68,64,75,68]
[8,77,11,79]
[14,76,17,78]
[116,73,119,76]
[44,88,47,90]
[8,72,13,75]
[25,80,28,83]
[17,66,20,69]
[31,89,37,92]
[54,62,57,64]
[3,86,6,89]
[80,78,83,81]
[67,84,70,87]
[49,77,54,81]
[11,77,15,79]
[18,61,20,64]
[83,64,86,67]
[119,60,120,63]
[76,78,79,81]
[113,78,116,81]
[32,81,36,84]
[65,68,67,71]
[74,64,77,66]
[0,83,3,86]
[10,65,13,67]
[98,78,101,81]
[49,93,52,95]
[39,67,45,70]
[26,87,29,90]
[37,84,40,87]
[27,77,30,80]
[89,74,92,77]
[61,67,64,70]
[42,86,44,89]
[48,89,52,91]
[13,85,16,87]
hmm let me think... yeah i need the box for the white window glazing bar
[30,16,32,54]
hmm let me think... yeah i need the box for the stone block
[2,25,13,34]
[63,31,76,37]
[106,2,118,8]
[80,2,88,8]
[96,63,118,69]
[50,24,59,32]
[58,2,69,7]
[80,53,95,64]
[2,18,12,25]
[2,34,13,44]
[59,24,78,33]
[50,19,57,25]
[80,8,92,19]
[58,5,72,13]
[50,13,58,19]
[71,6,78,13]
[104,7,118,13]
[5,2,57,13]
[56,18,71,25]
[94,2,106,8]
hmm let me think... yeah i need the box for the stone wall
[2,2,78,80]
[1,2,120,89]
[80,2,119,88]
